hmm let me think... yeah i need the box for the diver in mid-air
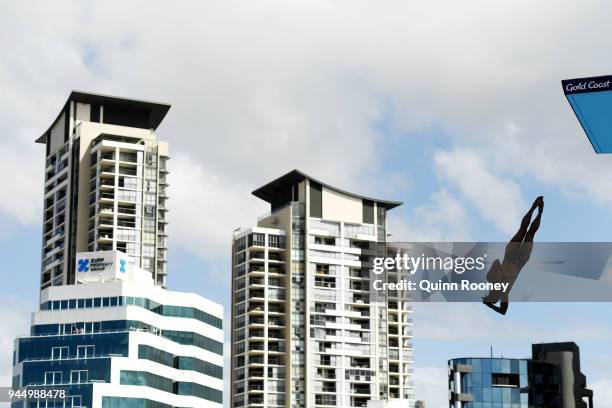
[483,196,544,315]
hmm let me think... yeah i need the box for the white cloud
[0,297,31,386]
[389,188,471,241]
[0,142,42,225]
[2,1,612,401]
[2,0,612,246]
[167,153,267,261]
[412,366,448,407]
[413,302,612,343]
[592,379,612,408]
[434,148,526,235]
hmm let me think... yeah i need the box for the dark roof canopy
[252,169,403,210]
[36,90,171,143]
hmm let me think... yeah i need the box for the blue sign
[563,75,612,153]
[120,259,127,273]
[78,259,90,273]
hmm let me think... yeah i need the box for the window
[235,252,246,265]
[144,205,155,217]
[67,396,82,408]
[51,346,69,360]
[77,345,95,358]
[269,235,285,249]
[492,373,520,387]
[248,233,265,247]
[70,370,88,384]
[44,371,62,385]
[142,244,155,257]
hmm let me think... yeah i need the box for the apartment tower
[11,91,224,408]
[38,91,170,289]
[231,170,414,408]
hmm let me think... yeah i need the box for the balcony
[267,356,283,365]
[248,356,264,365]
[248,266,265,274]
[247,396,264,405]
[99,166,115,175]
[268,253,284,262]
[249,290,265,299]
[247,304,264,313]
[248,317,265,326]
[97,232,114,241]
[117,206,136,215]
[249,329,265,338]
[249,370,264,379]
[248,342,264,352]
[248,382,264,392]
[268,267,285,275]
[100,179,114,188]
[249,252,265,260]
[268,305,284,314]
[268,330,283,339]
[267,342,285,353]
[268,318,285,327]
[118,168,137,176]
[99,192,115,201]
[249,277,264,286]
[118,152,138,163]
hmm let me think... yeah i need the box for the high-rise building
[230,170,414,408]
[11,250,224,408]
[37,91,171,290]
[11,91,224,408]
[448,342,594,408]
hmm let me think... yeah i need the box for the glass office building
[448,342,593,408]
[11,251,224,408]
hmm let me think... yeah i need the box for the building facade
[12,91,224,408]
[230,170,414,408]
[12,251,224,408]
[448,342,593,408]
[38,91,171,290]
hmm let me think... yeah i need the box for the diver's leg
[505,197,542,261]
[518,200,543,265]
[524,202,543,243]
[509,197,541,243]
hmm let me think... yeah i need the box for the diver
[483,196,543,315]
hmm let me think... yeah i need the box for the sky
[1,1,612,406]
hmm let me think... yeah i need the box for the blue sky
[2,1,612,406]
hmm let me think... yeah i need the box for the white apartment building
[231,170,414,408]
[12,250,224,408]
[38,91,170,290]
